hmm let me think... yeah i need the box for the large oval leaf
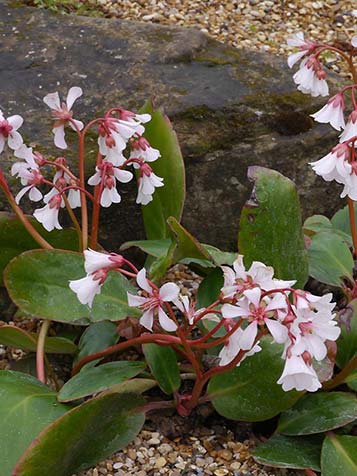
[139,99,185,240]
[0,325,77,354]
[143,343,181,395]
[0,370,70,476]
[321,435,357,476]
[4,249,138,323]
[278,392,357,435]
[307,231,354,287]
[238,166,308,289]
[14,393,145,476]
[207,338,301,421]
[58,361,146,402]
[253,434,322,471]
[0,212,79,285]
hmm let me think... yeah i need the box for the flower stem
[36,320,51,384]
[347,198,357,257]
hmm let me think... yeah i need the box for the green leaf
[336,300,357,368]
[238,166,308,289]
[202,245,236,266]
[304,214,352,246]
[253,434,322,471]
[74,321,119,368]
[143,343,181,394]
[207,338,301,421]
[13,393,145,476]
[278,392,357,435]
[0,212,79,285]
[345,369,357,391]
[332,205,357,237]
[121,239,171,258]
[139,99,185,239]
[321,435,357,476]
[0,325,77,354]
[101,378,156,396]
[197,267,224,309]
[0,370,70,476]
[58,361,146,402]
[308,231,354,287]
[4,250,138,324]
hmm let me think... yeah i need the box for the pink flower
[310,142,351,184]
[221,288,289,350]
[33,194,62,231]
[127,268,180,332]
[43,87,84,149]
[88,161,133,207]
[277,354,321,392]
[293,57,329,97]
[136,163,164,205]
[311,94,345,131]
[287,32,316,68]
[0,111,23,153]
[340,110,357,144]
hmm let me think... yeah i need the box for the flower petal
[66,86,83,110]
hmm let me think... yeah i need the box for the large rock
[0,0,343,250]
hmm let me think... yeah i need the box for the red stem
[348,198,357,258]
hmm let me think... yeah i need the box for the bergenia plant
[0,29,356,476]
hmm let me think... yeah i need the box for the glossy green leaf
[0,212,79,285]
[197,267,224,309]
[321,435,357,476]
[207,338,301,421]
[253,434,322,471]
[238,166,308,289]
[143,343,181,394]
[58,361,146,402]
[278,392,357,435]
[0,370,70,476]
[308,231,354,287]
[14,393,145,476]
[0,325,77,354]
[202,245,236,266]
[139,99,185,239]
[336,300,357,368]
[101,378,156,396]
[121,239,171,258]
[74,321,119,368]
[4,250,138,324]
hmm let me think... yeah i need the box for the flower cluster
[287,33,357,201]
[2,87,163,232]
[70,251,340,393]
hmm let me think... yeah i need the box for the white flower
[14,169,44,204]
[311,94,345,131]
[287,32,315,68]
[340,110,357,144]
[0,111,23,153]
[221,255,295,299]
[88,162,133,208]
[43,86,84,149]
[33,194,62,231]
[310,142,351,184]
[277,355,321,392]
[69,272,105,308]
[352,36,357,48]
[129,136,161,165]
[221,288,289,350]
[218,327,262,366]
[136,164,164,205]
[340,166,357,201]
[83,249,124,274]
[293,58,329,97]
[127,268,180,332]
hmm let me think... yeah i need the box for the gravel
[84,0,356,76]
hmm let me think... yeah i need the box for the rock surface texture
[0,0,343,249]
